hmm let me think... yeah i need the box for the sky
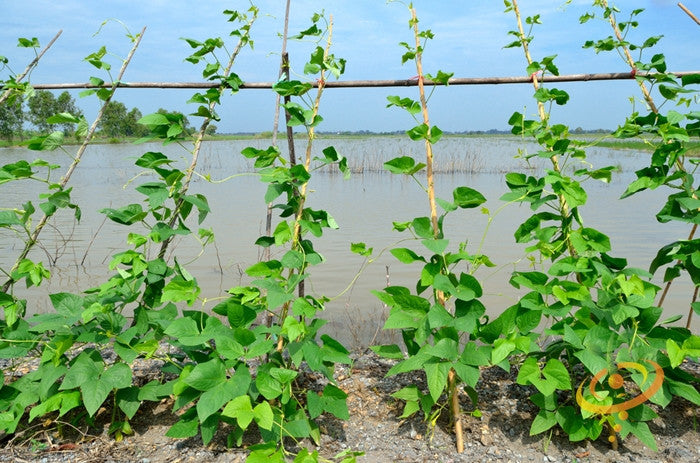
[0,0,698,133]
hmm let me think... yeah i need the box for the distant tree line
[0,90,215,141]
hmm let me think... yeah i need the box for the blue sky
[1,0,698,133]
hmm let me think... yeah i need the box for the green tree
[156,108,193,134]
[126,107,149,137]
[99,100,129,137]
[27,90,57,133]
[55,91,83,135]
[99,102,149,138]
[26,90,82,135]
[0,97,24,141]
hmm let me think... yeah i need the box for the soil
[1,351,698,463]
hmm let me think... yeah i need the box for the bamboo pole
[511,0,577,260]
[157,14,257,260]
[678,3,700,26]
[276,17,334,353]
[0,30,62,106]
[408,7,463,453]
[21,70,699,91]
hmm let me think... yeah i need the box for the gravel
[1,351,698,462]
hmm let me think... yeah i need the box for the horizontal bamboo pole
[21,70,700,91]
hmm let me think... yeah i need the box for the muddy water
[0,137,695,347]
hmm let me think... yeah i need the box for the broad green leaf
[422,238,449,254]
[369,344,404,359]
[424,361,449,402]
[184,359,226,391]
[61,351,102,390]
[81,379,112,416]
[384,156,425,175]
[102,363,132,390]
[530,409,557,435]
[391,248,425,264]
[253,401,274,430]
[453,187,486,209]
[196,381,235,422]
[221,395,254,429]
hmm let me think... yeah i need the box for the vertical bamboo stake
[264,0,293,334]
[2,27,147,293]
[409,8,463,453]
[277,16,334,353]
[600,0,658,113]
[511,0,577,260]
[158,13,257,260]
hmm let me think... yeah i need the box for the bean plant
[1,1,700,460]
[0,28,144,440]
[502,0,700,450]
[370,4,498,453]
[583,1,700,331]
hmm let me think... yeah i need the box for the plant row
[0,2,699,461]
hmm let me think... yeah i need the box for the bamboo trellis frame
[21,70,700,91]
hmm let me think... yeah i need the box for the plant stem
[265,0,293,334]
[601,1,659,113]
[688,284,699,330]
[609,422,619,451]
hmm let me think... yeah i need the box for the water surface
[1,137,695,347]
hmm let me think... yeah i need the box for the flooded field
[0,136,695,347]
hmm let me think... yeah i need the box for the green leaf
[253,401,274,430]
[161,277,200,305]
[412,217,433,239]
[102,363,132,389]
[221,395,254,430]
[350,242,373,257]
[166,410,200,438]
[369,344,404,359]
[100,204,147,225]
[555,406,587,441]
[620,419,657,451]
[386,95,421,115]
[542,358,571,390]
[424,361,449,402]
[164,317,209,346]
[196,381,235,422]
[390,248,425,264]
[453,187,486,209]
[81,380,112,417]
[281,250,305,269]
[422,239,449,254]
[184,359,226,391]
[530,409,557,435]
[384,156,425,175]
[61,351,102,390]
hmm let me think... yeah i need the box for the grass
[576,137,700,155]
